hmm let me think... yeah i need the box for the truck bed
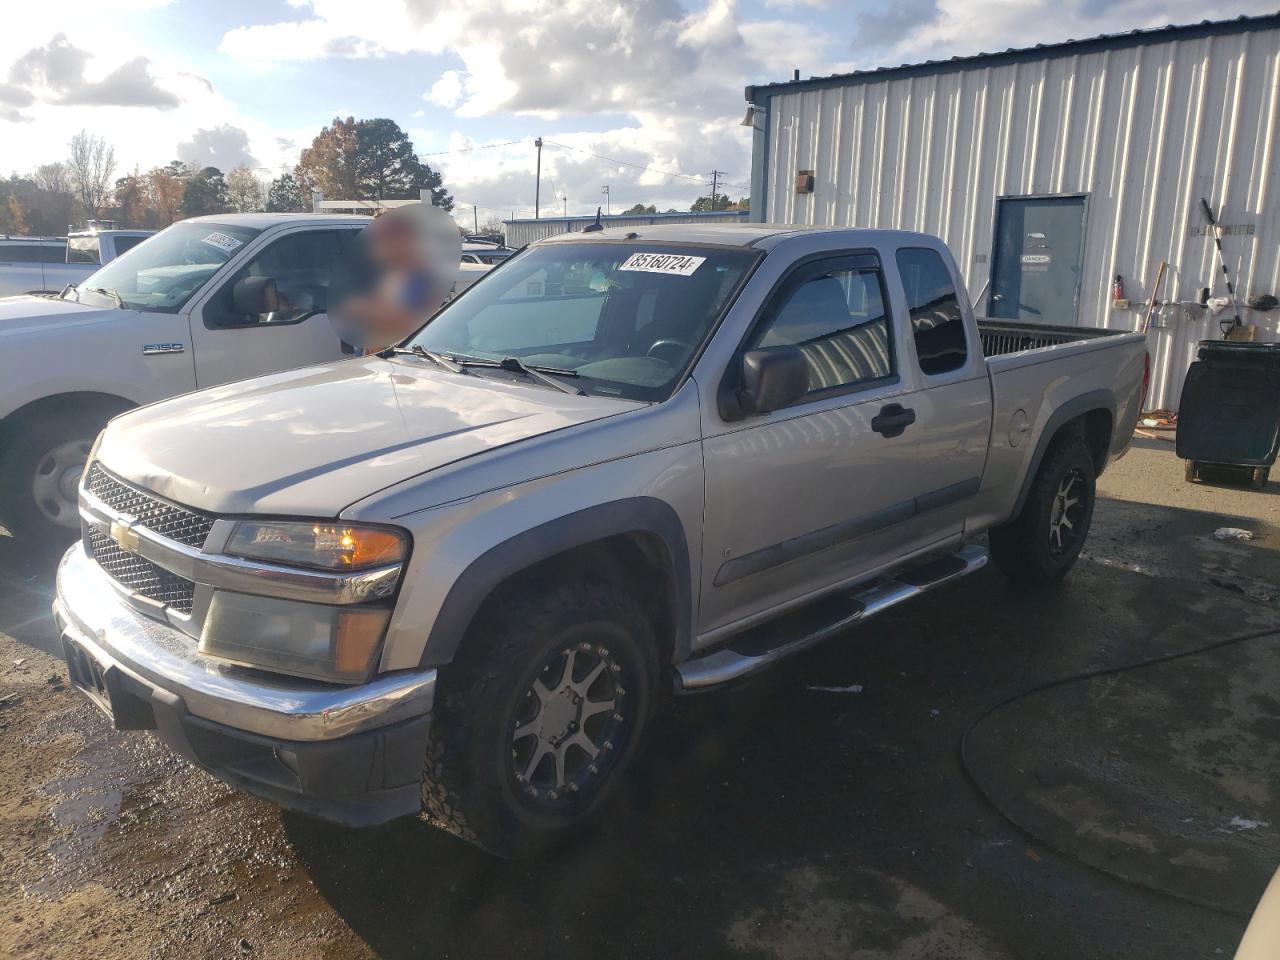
[977,319,1132,358]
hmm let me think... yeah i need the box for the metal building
[745,14,1280,409]
[504,209,750,247]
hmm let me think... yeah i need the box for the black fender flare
[419,497,693,667]
[1010,389,1116,518]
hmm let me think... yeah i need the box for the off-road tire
[990,436,1096,585]
[0,408,105,545]
[420,581,660,858]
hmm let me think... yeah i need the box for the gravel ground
[2,437,1277,959]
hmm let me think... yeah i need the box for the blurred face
[370,215,423,271]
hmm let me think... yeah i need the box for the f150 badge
[142,343,184,355]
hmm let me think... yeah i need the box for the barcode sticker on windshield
[202,232,242,253]
[619,252,706,276]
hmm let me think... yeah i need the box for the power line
[419,138,526,158]
[542,138,748,191]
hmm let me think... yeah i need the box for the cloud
[427,70,464,109]
[177,124,258,171]
[5,34,180,115]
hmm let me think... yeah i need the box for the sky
[1,0,1274,226]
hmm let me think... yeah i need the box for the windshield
[69,221,261,312]
[408,242,758,401]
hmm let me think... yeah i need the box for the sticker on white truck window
[618,252,706,276]
[202,232,243,253]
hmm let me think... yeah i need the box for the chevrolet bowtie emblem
[109,519,140,554]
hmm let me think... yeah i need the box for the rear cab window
[67,237,102,264]
[896,247,968,376]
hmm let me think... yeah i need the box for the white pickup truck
[0,213,374,541]
[54,224,1147,856]
[0,230,154,298]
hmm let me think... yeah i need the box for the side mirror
[233,276,279,315]
[738,346,809,416]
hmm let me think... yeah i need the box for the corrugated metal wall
[505,211,750,247]
[757,25,1280,409]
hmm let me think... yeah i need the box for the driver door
[189,228,357,388]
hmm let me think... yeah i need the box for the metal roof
[746,13,1280,100]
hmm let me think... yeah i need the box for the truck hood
[0,294,127,337]
[95,357,639,516]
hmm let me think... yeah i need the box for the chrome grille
[85,463,215,548]
[87,528,196,614]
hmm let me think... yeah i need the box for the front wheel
[990,436,1097,585]
[420,581,659,857]
[0,409,104,545]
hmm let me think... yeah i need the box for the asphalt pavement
[1,438,1277,959]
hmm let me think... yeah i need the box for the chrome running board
[675,544,988,692]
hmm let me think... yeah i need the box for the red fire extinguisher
[1113,274,1125,300]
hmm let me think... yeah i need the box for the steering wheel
[646,339,692,365]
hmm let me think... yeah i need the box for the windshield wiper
[384,344,467,374]
[86,286,125,309]
[461,355,585,396]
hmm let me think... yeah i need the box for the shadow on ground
[3,493,1278,958]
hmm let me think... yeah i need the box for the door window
[205,230,350,329]
[896,247,967,376]
[112,236,147,256]
[748,259,894,399]
[0,244,62,263]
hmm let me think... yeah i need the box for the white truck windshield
[409,242,758,401]
[68,222,262,313]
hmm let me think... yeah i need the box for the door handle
[871,403,916,438]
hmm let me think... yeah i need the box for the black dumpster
[1177,340,1280,488]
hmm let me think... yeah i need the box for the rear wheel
[1251,466,1270,490]
[0,409,105,545]
[420,581,659,857]
[1185,460,1202,483]
[990,436,1096,585]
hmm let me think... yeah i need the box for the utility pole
[534,137,543,219]
[709,170,721,210]
[601,184,610,216]
[563,195,568,217]
[473,204,479,234]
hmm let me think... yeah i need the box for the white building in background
[745,14,1280,409]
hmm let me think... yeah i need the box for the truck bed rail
[977,320,1123,358]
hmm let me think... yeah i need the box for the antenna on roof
[582,207,604,233]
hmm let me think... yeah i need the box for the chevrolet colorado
[53,224,1147,856]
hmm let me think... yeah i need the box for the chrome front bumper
[54,544,436,742]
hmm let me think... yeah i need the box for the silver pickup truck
[53,225,1147,856]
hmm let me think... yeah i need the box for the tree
[622,203,656,215]
[113,173,148,228]
[33,162,72,196]
[0,194,29,234]
[690,192,732,213]
[67,130,117,218]
[144,165,187,226]
[180,166,229,217]
[266,173,307,212]
[294,116,453,209]
[226,167,264,213]
[294,116,360,201]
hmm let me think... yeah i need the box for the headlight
[226,521,406,571]
[200,591,389,684]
